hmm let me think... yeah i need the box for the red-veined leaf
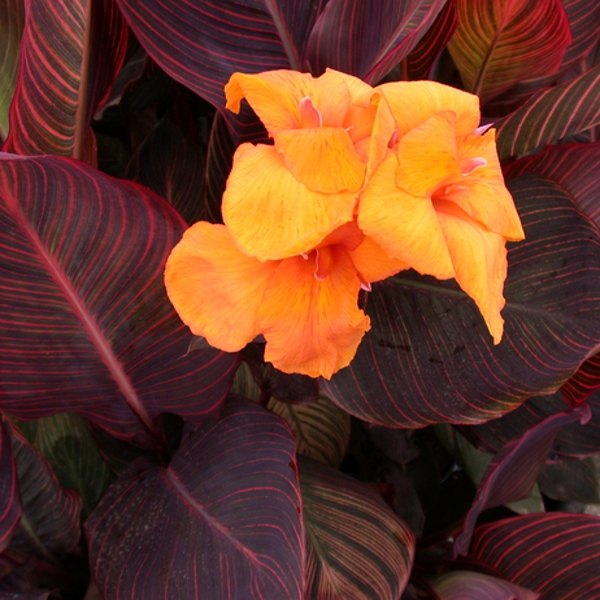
[405,0,457,81]
[429,571,540,600]
[86,399,304,600]
[538,457,600,504]
[460,390,600,460]
[300,457,415,600]
[562,352,600,405]
[0,0,25,141]
[323,176,600,427]
[267,395,350,468]
[485,0,600,116]
[0,420,21,554]
[2,0,128,159]
[471,513,600,599]
[496,64,600,158]
[306,0,448,83]
[6,419,82,560]
[0,153,237,443]
[451,406,590,558]
[447,0,571,103]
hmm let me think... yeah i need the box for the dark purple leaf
[471,513,600,599]
[306,0,448,83]
[538,457,600,504]
[323,176,600,427]
[429,570,539,600]
[0,154,237,443]
[451,406,590,558]
[86,399,304,600]
[368,426,420,464]
[0,420,21,554]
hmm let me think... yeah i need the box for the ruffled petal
[164,222,278,352]
[449,130,525,240]
[436,199,508,344]
[223,144,357,261]
[377,81,481,137]
[358,152,455,278]
[258,249,370,379]
[348,234,409,284]
[394,112,462,198]
[272,127,366,193]
[225,70,352,132]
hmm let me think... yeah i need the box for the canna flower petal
[164,222,277,352]
[257,248,370,379]
[349,234,410,284]
[222,143,357,261]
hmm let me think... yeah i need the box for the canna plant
[1,0,600,598]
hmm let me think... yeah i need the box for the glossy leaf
[430,571,540,600]
[3,0,128,158]
[267,395,351,468]
[447,0,571,103]
[496,64,600,159]
[538,457,600,504]
[405,0,457,81]
[0,419,21,554]
[306,0,448,83]
[300,457,415,600]
[471,513,600,599]
[0,0,25,140]
[86,399,304,600]
[323,176,600,427]
[451,406,590,558]
[18,413,115,518]
[0,154,237,443]
[460,390,600,460]
[7,420,82,560]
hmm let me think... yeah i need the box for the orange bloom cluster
[165,69,524,379]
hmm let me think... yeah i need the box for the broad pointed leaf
[300,457,415,600]
[306,0,448,83]
[447,0,571,103]
[451,406,590,558]
[429,571,540,600]
[323,176,600,427]
[3,0,128,158]
[0,0,25,140]
[0,154,237,443]
[471,513,600,599]
[0,420,21,554]
[267,395,350,468]
[496,65,600,159]
[6,420,82,560]
[86,399,304,600]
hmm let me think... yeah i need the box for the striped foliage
[86,400,305,600]
[323,176,600,427]
[267,395,351,468]
[0,155,237,443]
[448,0,571,103]
[300,457,415,600]
[2,0,128,158]
[429,571,539,600]
[306,0,448,83]
[471,513,600,599]
[452,406,590,558]
[0,420,21,554]
[496,64,600,158]
[0,0,25,140]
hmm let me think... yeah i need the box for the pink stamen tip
[361,282,372,292]
[461,157,487,176]
[301,253,309,260]
[299,97,323,128]
[389,129,400,148]
[475,123,493,136]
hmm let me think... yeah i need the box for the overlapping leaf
[3,0,128,158]
[447,0,571,103]
[0,0,25,140]
[496,65,600,158]
[306,0,448,83]
[0,420,21,554]
[323,176,600,427]
[86,399,304,600]
[429,571,540,600]
[300,457,415,600]
[538,457,600,504]
[471,513,600,598]
[452,406,590,558]
[0,154,237,443]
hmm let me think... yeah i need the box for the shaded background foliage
[1,0,600,598]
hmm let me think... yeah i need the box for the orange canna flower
[358,81,525,343]
[222,69,395,261]
[164,220,406,379]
